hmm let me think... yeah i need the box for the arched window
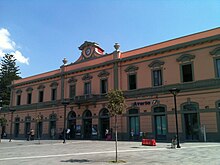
[49,113,57,120]
[129,109,139,115]
[154,107,165,113]
[68,111,76,120]
[182,102,198,111]
[99,108,109,118]
[83,110,92,118]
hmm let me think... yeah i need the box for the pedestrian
[30,129,35,140]
[131,128,134,140]
[27,130,31,141]
[105,129,109,140]
[51,128,55,139]
[66,128,70,139]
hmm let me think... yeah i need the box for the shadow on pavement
[61,159,90,163]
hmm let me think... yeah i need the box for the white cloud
[11,50,29,65]
[0,28,15,50]
[0,28,29,65]
[0,50,4,58]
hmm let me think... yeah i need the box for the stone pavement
[0,139,220,165]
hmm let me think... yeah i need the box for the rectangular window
[101,79,108,94]
[69,84,76,98]
[16,95,21,105]
[51,88,57,101]
[153,70,162,86]
[84,82,91,95]
[129,74,136,90]
[27,93,32,104]
[39,91,44,102]
[216,59,220,77]
[182,64,193,82]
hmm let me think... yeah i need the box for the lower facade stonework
[1,91,220,142]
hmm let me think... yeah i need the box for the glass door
[155,115,167,139]
[129,116,139,140]
[184,113,199,140]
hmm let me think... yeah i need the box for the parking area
[0,139,220,165]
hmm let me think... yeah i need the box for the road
[0,139,220,165]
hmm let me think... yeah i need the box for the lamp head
[9,108,16,113]
[169,88,180,96]
[62,100,70,106]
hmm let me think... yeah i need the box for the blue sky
[0,0,220,78]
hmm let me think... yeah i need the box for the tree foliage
[0,54,21,106]
[107,89,126,116]
[0,117,7,126]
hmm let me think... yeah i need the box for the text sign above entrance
[132,100,158,106]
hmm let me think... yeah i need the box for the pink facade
[1,28,220,142]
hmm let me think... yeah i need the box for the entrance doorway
[14,117,20,138]
[25,122,31,138]
[36,122,43,139]
[99,108,110,139]
[49,113,57,139]
[184,113,199,140]
[67,111,76,139]
[83,110,92,139]
[128,109,139,140]
[182,103,200,141]
[153,106,167,140]
[25,116,31,138]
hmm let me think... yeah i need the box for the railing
[70,94,107,104]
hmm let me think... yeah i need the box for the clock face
[85,48,91,56]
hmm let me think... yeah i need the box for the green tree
[0,117,7,125]
[107,89,126,163]
[0,54,21,106]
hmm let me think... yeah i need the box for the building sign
[132,100,158,106]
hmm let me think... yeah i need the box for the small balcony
[70,94,107,105]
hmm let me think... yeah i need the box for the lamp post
[62,100,70,143]
[9,108,16,142]
[169,88,181,148]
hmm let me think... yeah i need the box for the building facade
[1,28,220,142]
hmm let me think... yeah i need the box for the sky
[0,0,220,78]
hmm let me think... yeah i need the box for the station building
[1,27,220,142]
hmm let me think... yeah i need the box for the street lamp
[169,88,181,148]
[9,108,16,142]
[62,100,70,143]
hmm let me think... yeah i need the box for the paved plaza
[0,139,220,165]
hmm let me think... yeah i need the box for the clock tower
[77,41,104,61]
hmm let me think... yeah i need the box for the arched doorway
[36,116,43,139]
[49,113,57,139]
[83,110,92,139]
[14,117,20,138]
[153,106,167,140]
[128,109,139,140]
[67,111,76,139]
[182,102,200,141]
[99,108,110,139]
[25,116,31,138]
